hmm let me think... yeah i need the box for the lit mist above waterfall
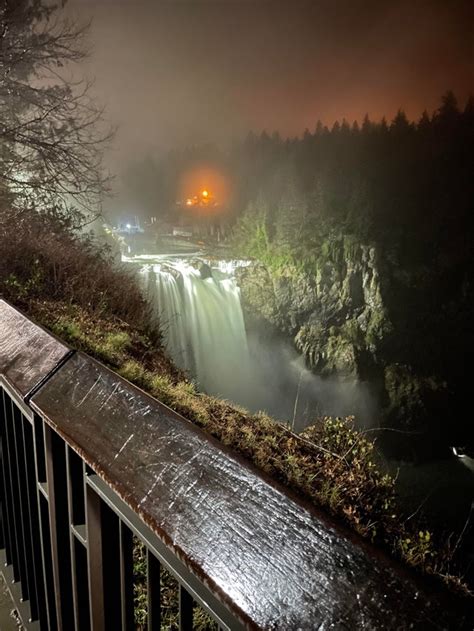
[126,255,376,429]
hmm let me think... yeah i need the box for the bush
[301,416,396,538]
[0,206,148,328]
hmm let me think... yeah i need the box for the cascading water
[139,258,258,406]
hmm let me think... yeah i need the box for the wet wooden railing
[0,299,472,630]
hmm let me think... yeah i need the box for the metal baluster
[67,446,90,631]
[85,484,105,631]
[45,425,74,630]
[147,550,161,631]
[119,522,134,631]
[179,584,194,631]
[21,415,47,623]
[33,415,57,631]
[0,389,17,575]
[4,396,28,597]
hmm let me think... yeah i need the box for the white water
[138,258,258,405]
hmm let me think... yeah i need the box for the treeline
[231,91,474,269]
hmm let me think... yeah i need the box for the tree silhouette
[1,1,113,220]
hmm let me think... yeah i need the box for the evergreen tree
[362,114,373,134]
[314,120,324,136]
[341,118,351,135]
[436,90,459,122]
[417,110,431,132]
[390,109,412,134]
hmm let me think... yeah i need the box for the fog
[67,0,473,179]
[244,329,378,431]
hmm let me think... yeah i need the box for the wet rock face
[237,242,389,381]
[236,263,316,335]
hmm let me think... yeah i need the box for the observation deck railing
[0,299,471,630]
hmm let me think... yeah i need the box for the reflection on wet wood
[0,300,69,398]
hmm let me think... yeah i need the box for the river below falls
[124,253,474,580]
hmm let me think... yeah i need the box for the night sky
[68,0,473,168]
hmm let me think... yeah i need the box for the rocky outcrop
[237,241,391,380]
[236,237,460,456]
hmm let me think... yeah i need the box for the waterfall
[139,258,254,404]
[130,254,375,426]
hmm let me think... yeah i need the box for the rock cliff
[236,236,462,457]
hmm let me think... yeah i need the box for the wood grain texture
[0,300,69,398]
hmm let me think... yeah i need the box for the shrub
[0,206,148,328]
[301,416,396,538]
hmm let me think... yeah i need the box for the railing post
[147,550,161,631]
[86,484,105,631]
[44,425,74,630]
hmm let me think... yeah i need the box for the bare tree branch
[0,0,113,221]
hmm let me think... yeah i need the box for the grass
[133,540,217,630]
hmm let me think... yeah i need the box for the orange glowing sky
[68,0,473,172]
[178,166,232,206]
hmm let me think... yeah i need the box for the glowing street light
[202,190,209,198]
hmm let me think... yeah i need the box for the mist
[67,0,473,185]
[241,329,378,431]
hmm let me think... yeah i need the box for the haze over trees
[0,0,111,221]
[138,92,472,254]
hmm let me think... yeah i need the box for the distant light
[126,223,131,229]
[202,190,209,198]
[186,199,193,206]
